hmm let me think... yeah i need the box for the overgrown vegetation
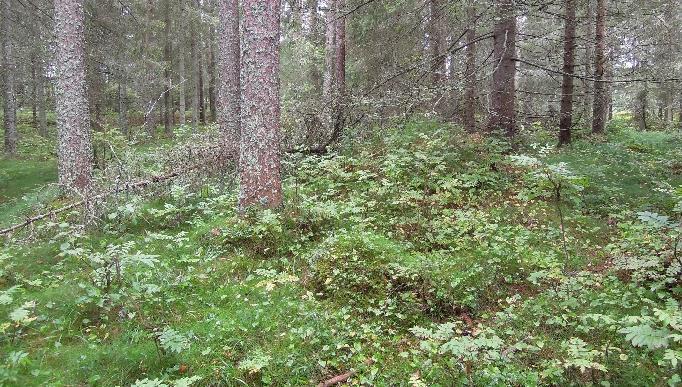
[1,114,681,385]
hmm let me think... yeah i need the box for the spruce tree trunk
[198,37,206,125]
[427,0,445,85]
[208,19,218,123]
[591,0,607,134]
[37,67,48,137]
[217,0,241,158]
[488,0,517,137]
[179,52,187,126]
[1,0,18,156]
[239,0,283,209]
[558,0,576,146]
[31,52,38,128]
[118,81,129,136]
[322,0,337,137]
[581,0,594,125]
[54,0,93,195]
[333,0,346,137]
[163,0,173,137]
[191,19,201,132]
[463,0,477,133]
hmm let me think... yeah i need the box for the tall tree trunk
[118,81,129,136]
[333,0,346,137]
[1,0,17,155]
[239,0,283,209]
[179,52,187,126]
[322,0,337,136]
[488,0,517,137]
[591,0,607,134]
[581,0,594,125]
[143,0,157,139]
[305,0,322,93]
[558,0,577,146]
[208,18,218,123]
[37,65,48,137]
[54,0,93,195]
[31,52,38,128]
[217,0,241,158]
[427,0,445,85]
[463,0,477,133]
[191,20,200,132]
[198,37,206,125]
[163,0,173,137]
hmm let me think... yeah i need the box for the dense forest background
[0,0,681,385]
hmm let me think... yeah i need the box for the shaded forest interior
[1,0,682,385]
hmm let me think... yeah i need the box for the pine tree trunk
[558,0,577,146]
[1,0,18,156]
[463,0,477,133]
[488,0,517,137]
[54,0,93,195]
[217,0,241,158]
[591,0,607,134]
[239,0,283,209]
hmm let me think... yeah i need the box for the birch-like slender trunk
[54,0,93,195]
[239,0,283,209]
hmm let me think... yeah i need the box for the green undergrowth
[1,117,681,386]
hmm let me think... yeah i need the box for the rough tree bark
[322,0,337,135]
[334,0,346,135]
[217,0,241,158]
[591,0,607,134]
[463,0,477,133]
[488,0,517,137]
[1,0,18,155]
[190,16,201,132]
[581,0,594,125]
[37,66,48,137]
[558,0,577,146]
[54,0,93,195]
[179,52,187,126]
[239,0,283,209]
[163,0,173,137]
[208,11,218,123]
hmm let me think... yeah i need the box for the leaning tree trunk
[591,0,607,134]
[488,0,517,137]
[1,0,18,156]
[462,0,477,133]
[217,0,241,158]
[558,0,577,146]
[239,0,283,209]
[54,0,93,196]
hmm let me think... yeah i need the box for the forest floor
[1,114,681,386]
